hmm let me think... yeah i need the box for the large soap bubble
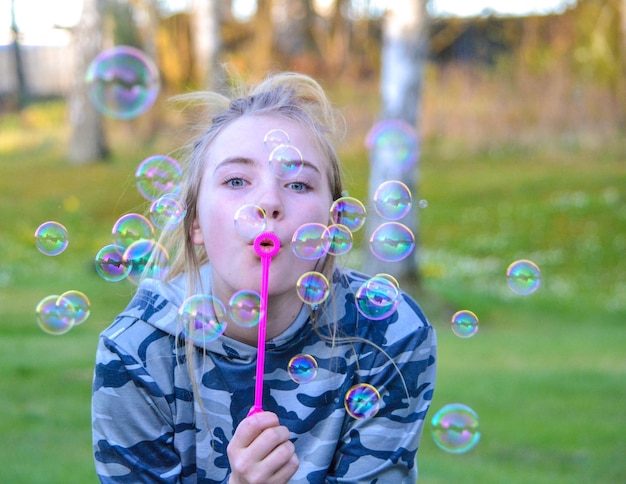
[431,403,480,454]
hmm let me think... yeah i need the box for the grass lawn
[1,100,625,482]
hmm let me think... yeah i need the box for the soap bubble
[418,199,429,209]
[123,239,169,284]
[330,197,366,232]
[373,180,412,220]
[234,205,267,242]
[451,310,478,338]
[85,45,159,119]
[150,194,187,230]
[291,223,330,260]
[136,155,183,201]
[288,354,318,384]
[355,275,400,320]
[112,213,155,250]
[264,129,290,152]
[269,144,304,179]
[95,244,130,282]
[506,259,541,295]
[431,403,480,454]
[365,119,419,173]
[34,221,68,256]
[369,222,415,262]
[344,383,381,419]
[228,290,260,328]
[35,295,75,335]
[59,290,91,326]
[179,294,227,344]
[296,271,330,306]
[327,224,353,256]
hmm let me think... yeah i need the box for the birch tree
[191,0,224,91]
[363,0,429,284]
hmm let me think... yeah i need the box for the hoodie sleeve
[326,296,437,483]
[92,316,183,483]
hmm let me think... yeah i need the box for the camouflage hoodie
[92,265,437,483]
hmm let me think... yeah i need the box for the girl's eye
[288,181,311,192]
[225,177,247,188]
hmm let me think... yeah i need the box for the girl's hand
[228,411,299,484]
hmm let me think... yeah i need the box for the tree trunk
[68,0,109,164]
[10,0,29,109]
[363,0,429,285]
[191,0,224,91]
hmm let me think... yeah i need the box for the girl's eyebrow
[213,156,322,175]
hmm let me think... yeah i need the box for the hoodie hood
[117,263,312,361]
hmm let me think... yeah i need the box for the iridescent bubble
[34,221,68,256]
[136,155,183,201]
[506,259,541,295]
[288,354,318,384]
[296,271,330,306]
[291,223,330,260]
[344,383,381,419]
[451,310,478,338]
[85,45,159,119]
[431,403,481,454]
[330,197,366,232]
[269,144,304,179]
[150,194,187,230]
[59,290,91,326]
[123,239,169,285]
[234,204,267,242]
[179,294,227,344]
[355,275,400,320]
[35,295,75,335]
[264,129,290,151]
[365,119,419,173]
[369,222,415,262]
[327,224,353,256]
[418,199,429,209]
[373,180,412,221]
[112,213,155,250]
[228,290,260,328]
[95,244,130,282]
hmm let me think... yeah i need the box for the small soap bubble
[418,199,429,209]
[269,144,304,179]
[179,294,227,344]
[35,221,68,256]
[123,239,169,285]
[373,180,412,220]
[506,259,541,295]
[327,224,353,256]
[369,222,415,262]
[264,129,290,151]
[35,295,75,335]
[288,354,318,384]
[296,271,330,306]
[291,223,331,260]
[365,119,419,172]
[95,244,130,282]
[228,290,260,328]
[344,383,381,419]
[136,155,183,201]
[431,403,480,454]
[85,45,159,119]
[330,197,366,232]
[112,213,155,250]
[451,310,478,338]
[355,275,400,320]
[234,205,267,242]
[59,290,91,326]
[150,194,187,230]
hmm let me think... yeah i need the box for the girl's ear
[190,218,204,246]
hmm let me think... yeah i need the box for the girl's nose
[257,182,284,221]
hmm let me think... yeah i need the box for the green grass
[1,100,625,482]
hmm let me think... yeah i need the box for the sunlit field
[1,92,624,483]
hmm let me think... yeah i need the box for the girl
[92,72,436,483]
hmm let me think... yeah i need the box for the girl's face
[191,114,333,302]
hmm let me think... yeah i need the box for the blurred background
[1,0,624,482]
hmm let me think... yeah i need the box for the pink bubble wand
[247,231,281,416]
